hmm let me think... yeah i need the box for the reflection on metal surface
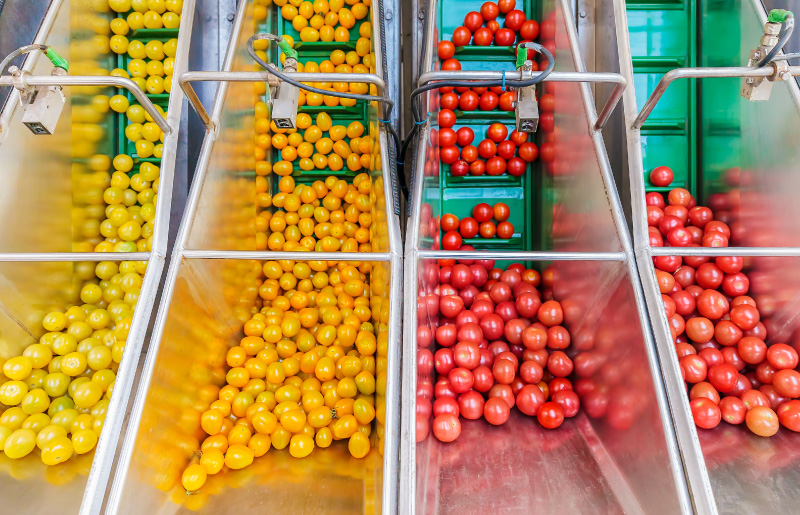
[618,0,800,512]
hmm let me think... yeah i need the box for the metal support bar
[0,252,150,262]
[0,75,171,133]
[181,249,392,261]
[179,70,388,131]
[650,246,800,257]
[416,70,627,131]
[416,250,627,261]
[632,65,800,128]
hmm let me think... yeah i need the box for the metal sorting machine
[401,0,695,513]
[615,0,800,513]
[0,0,194,514]
[105,1,403,514]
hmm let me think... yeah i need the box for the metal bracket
[416,70,627,132]
[632,65,800,129]
[0,73,171,133]
[178,70,387,132]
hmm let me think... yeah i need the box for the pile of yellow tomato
[181,260,382,491]
[0,261,147,465]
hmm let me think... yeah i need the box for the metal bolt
[747,78,755,84]
[227,12,235,21]
[418,11,425,19]
[579,10,587,18]
[780,71,791,81]
[386,10,393,20]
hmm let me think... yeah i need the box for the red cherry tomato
[518,142,538,162]
[537,300,563,326]
[731,304,760,331]
[440,146,459,165]
[498,0,516,14]
[491,202,510,221]
[539,93,555,112]
[459,90,479,111]
[719,396,746,424]
[553,390,580,418]
[450,160,469,176]
[507,157,526,176]
[767,343,799,370]
[483,397,511,425]
[438,109,456,128]
[479,221,496,238]
[438,41,456,60]
[440,92,459,111]
[496,221,514,239]
[777,400,800,431]
[458,391,485,420]
[773,369,800,398]
[442,230,462,250]
[438,127,457,147]
[499,91,516,111]
[464,12,483,32]
[509,130,528,146]
[432,413,461,442]
[440,213,460,232]
[433,397,459,417]
[486,123,508,143]
[478,139,497,159]
[540,142,555,162]
[441,58,461,71]
[690,398,721,429]
[497,140,516,160]
[485,156,506,176]
[537,402,564,429]
[479,91,499,110]
[473,27,494,46]
[461,145,478,163]
[456,127,474,147]
[473,203,493,222]
[448,367,474,393]
[520,19,540,40]
[458,217,479,239]
[746,406,779,437]
[494,28,515,46]
[469,160,485,176]
[649,166,674,187]
[452,26,472,47]
[708,363,738,393]
[480,1,500,20]
[515,384,545,416]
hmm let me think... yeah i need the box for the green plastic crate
[436,120,534,251]
[626,1,698,195]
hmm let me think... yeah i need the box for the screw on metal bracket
[579,10,587,18]
[386,10,393,20]
[227,12,234,21]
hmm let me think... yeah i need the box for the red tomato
[438,109,456,128]
[448,367,474,393]
[497,140,516,160]
[479,221,496,238]
[552,390,580,417]
[453,341,481,369]
[507,157,526,176]
[442,230,462,250]
[459,90,479,111]
[478,139,497,158]
[504,9,526,31]
[690,382,721,404]
[441,58,461,71]
[458,217,479,239]
[547,351,573,377]
[509,130,527,146]
[458,391,485,420]
[686,317,714,343]
[450,160,469,177]
[456,127,474,147]
[438,41,456,60]
[469,160,485,176]
[452,26,472,47]
[440,92,459,111]
[690,398,721,429]
[773,369,800,398]
[499,91,516,111]
[516,384,546,416]
[539,93,555,112]
[767,343,799,370]
[777,400,800,432]
[461,144,478,163]
[496,221,514,239]
[486,156,507,175]
[484,397,510,425]
[649,166,674,187]
[714,320,742,346]
[440,146,459,165]
[486,123,509,143]
[719,396,746,424]
[494,28,515,46]
[433,397,459,417]
[432,413,461,442]
[520,19,540,40]
[537,402,565,429]
[731,304,760,331]
[473,203,493,222]
[434,348,455,375]
[696,289,729,320]
[537,300,563,326]
[464,12,483,32]
[438,127,457,147]
[440,213,459,232]
[479,91,499,110]
[492,202,510,221]
[480,1,500,20]
[498,0,516,14]
[707,364,738,393]
[680,354,708,383]
[473,27,494,46]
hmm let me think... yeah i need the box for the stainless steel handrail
[417,69,627,132]
[632,65,800,129]
[417,250,627,261]
[179,70,387,131]
[0,75,171,133]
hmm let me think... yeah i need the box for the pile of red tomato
[416,261,580,443]
[435,113,541,177]
[440,202,515,250]
[648,175,800,435]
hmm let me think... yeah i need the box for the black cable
[758,15,795,67]
[247,34,407,199]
